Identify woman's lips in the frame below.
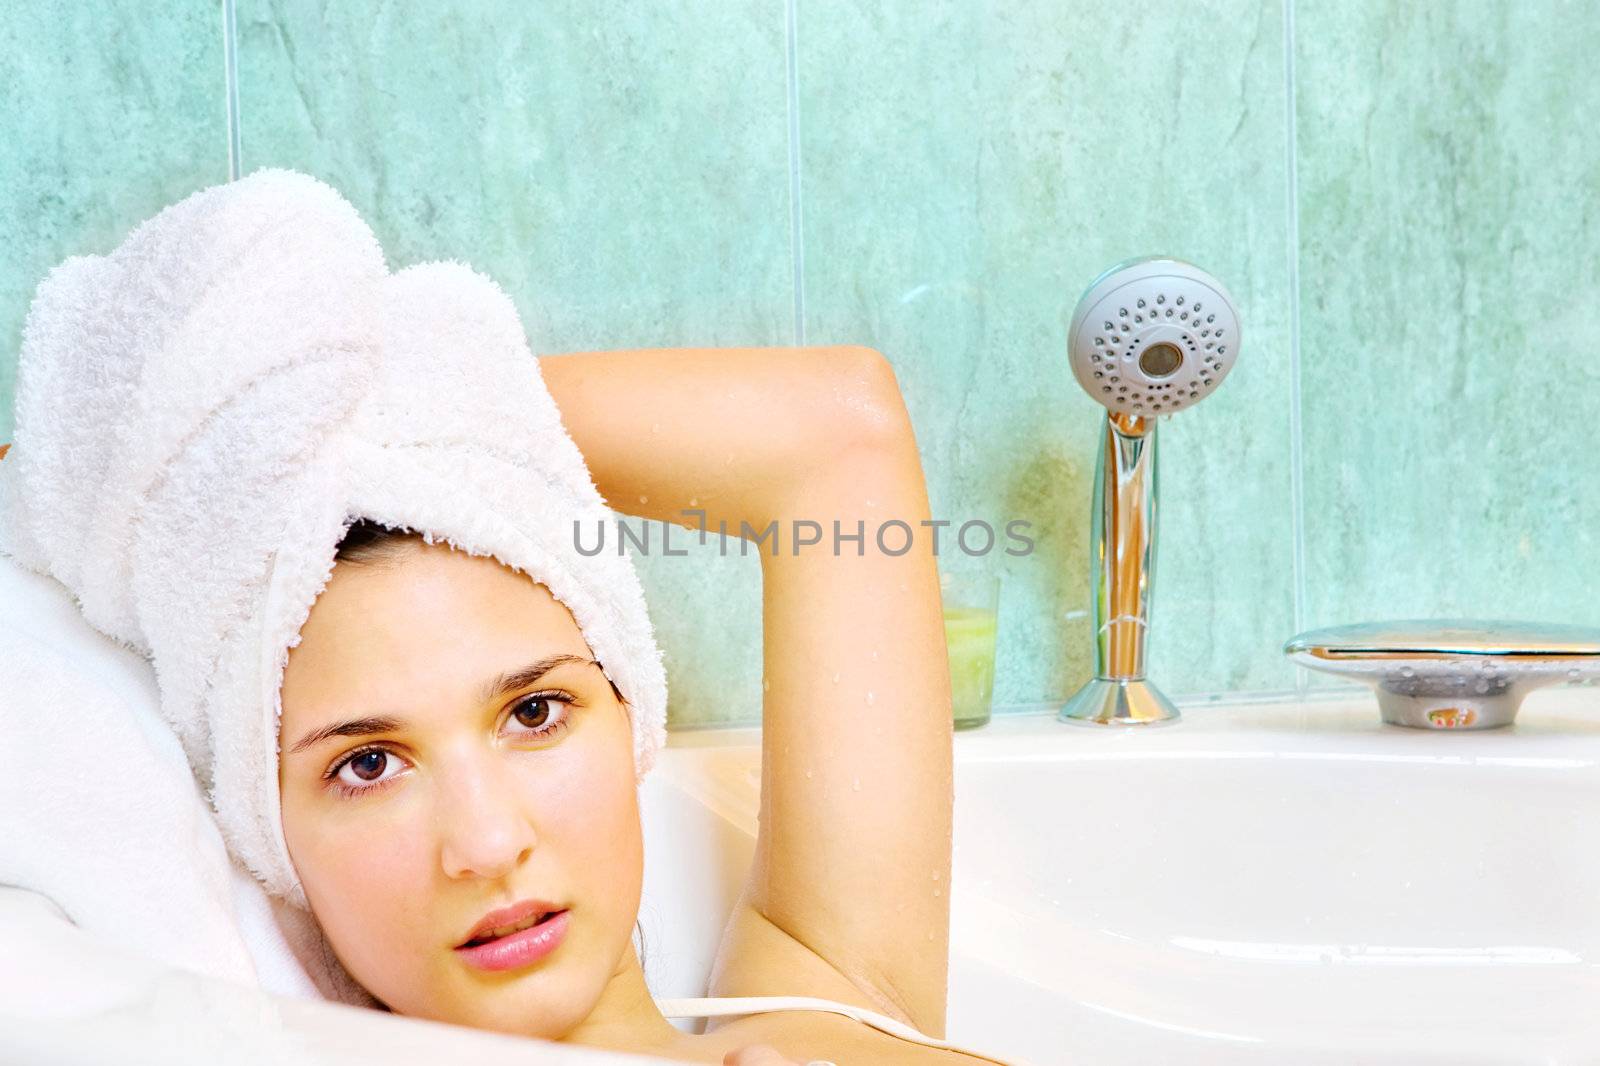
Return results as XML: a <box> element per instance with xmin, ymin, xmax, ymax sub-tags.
<box><xmin>454</xmin><ymin>909</ymin><xmax>570</xmax><ymax>972</ymax></box>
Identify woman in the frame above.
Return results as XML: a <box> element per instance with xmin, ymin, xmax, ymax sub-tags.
<box><xmin>279</xmin><ymin>342</ymin><xmax>994</xmax><ymax>1065</ymax></box>
<box><xmin>0</xmin><ymin>171</ymin><xmax>1022</xmax><ymax>1066</ymax></box>
<box><xmin>1</xmin><ymin>347</ymin><xmax>992</xmax><ymax>1066</ymax></box>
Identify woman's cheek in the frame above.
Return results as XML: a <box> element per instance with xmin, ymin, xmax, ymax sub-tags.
<box><xmin>538</xmin><ymin>741</ymin><xmax>643</xmax><ymax>887</ymax></box>
<box><xmin>300</xmin><ymin>798</ymin><xmax>441</xmax><ymax>1005</ymax></box>
<box><xmin>297</xmin><ymin>796</ymin><xmax>435</xmax><ymax>937</ymax></box>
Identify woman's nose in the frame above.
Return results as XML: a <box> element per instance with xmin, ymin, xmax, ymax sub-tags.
<box><xmin>435</xmin><ymin>756</ymin><xmax>538</xmax><ymax>881</ymax></box>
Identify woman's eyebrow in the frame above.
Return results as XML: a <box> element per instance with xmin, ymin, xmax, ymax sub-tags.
<box><xmin>288</xmin><ymin>714</ymin><xmax>403</xmax><ymax>755</ymax></box>
<box><xmin>287</xmin><ymin>654</ymin><xmax>600</xmax><ymax>756</ymax></box>
<box><xmin>476</xmin><ymin>653</ymin><xmax>599</xmax><ymax>704</ymax></box>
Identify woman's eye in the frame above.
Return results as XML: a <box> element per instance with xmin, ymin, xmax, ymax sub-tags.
<box><xmin>331</xmin><ymin>747</ymin><xmax>405</xmax><ymax>794</ymax></box>
<box><xmin>507</xmin><ymin>693</ymin><xmax>572</xmax><ymax>739</ymax></box>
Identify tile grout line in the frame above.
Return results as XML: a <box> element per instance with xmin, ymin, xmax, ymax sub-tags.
<box><xmin>1282</xmin><ymin>0</ymin><xmax>1309</xmax><ymax>698</ymax></box>
<box><xmin>783</xmin><ymin>0</ymin><xmax>806</xmax><ymax>346</ymax></box>
<box><xmin>221</xmin><ymin>0</ymin><xmax>242</xmax><ymax>181</ymax></box>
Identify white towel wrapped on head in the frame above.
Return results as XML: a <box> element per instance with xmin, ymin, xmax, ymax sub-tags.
<box><xmin>0</xmin><ymin>168</ymin><xmax>668</xmax><ymax>990</ymax></box>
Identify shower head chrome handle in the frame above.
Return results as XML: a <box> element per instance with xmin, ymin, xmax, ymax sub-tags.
<box><xmin>1059</xmin><ymin>257</ymin><xmax>1242</xmax><ymax>727</ymax></box>
<box><xmin>1059</xmin><ymin>410</ymin><xmax>1178</xmax><ymax>726</ymax></box>
<box><xmin>1092</xmin><ymin>411</ymin><xmax>1156</xmax><ymax>679</ymax></box>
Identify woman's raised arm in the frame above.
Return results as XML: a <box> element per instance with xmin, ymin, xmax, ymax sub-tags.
<box><xmin>539</xmin><ymin>346</ymin><xmax>954</xmax><ymax>1038</ymax></box>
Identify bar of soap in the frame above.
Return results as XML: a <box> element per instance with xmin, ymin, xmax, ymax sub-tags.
<box><xmin>943</xmin><ymin>606</ymin><xmax>998</xmax><ymax>725</ymax></box>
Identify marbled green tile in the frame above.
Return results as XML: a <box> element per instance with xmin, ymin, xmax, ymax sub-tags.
<box><xmin>798</xmin><ymin>1</ymin><xmax>1298</xmax><ymax>705</ymax></box>
<box><xmin>235</xmin><ymin>0</ymin><xmax>794</xmax><ymax>349</ymax></box>
<box><xmin>632</xmin><ymin>527</ymin><xmax>766</xmax><ymax>729</ymax></box>
<box><xmin>0</xmin><ymin>1</ymin><xmax>228</xmax><ymax>443</ymax></box>
<box><xmin>1296</xmin><ymin>2</ymin><xmax>1600</xmax><ymax>635</ymax></box>
<box><xmin>234</xmin><ymin>0</ymin><xmax>792</xmax><ymax>726</ymax></box>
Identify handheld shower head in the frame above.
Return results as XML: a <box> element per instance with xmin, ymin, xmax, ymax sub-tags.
<box><xmin>1067</xmin><ymin>256</ymin><xmax>1241</xmax><ymax>420</ymax></box>
<box><xmin>1060</xmin><ymin>256</ymin><xmax>1244</xmax><ymax>727</ymax></box>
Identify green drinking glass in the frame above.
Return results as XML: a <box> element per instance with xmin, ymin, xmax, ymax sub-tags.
<box><xmin>939</xmin><ymin>568</ymin><xmax>1000</xmax><ymax>730</ymax></box>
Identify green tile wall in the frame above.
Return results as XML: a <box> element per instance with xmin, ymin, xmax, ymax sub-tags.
<box><xmin>1295</xmin><ymin>1</ymin><xmax>1600</xmax><ymax>645</ymax></box>
<box><xmin>2</xmin><ymin>1</ymin><xmax>1592</xmax><ymax>725</ymax></box>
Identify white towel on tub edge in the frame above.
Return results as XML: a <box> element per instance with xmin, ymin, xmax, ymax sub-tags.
<box><xmin>0</xmin><ymin>551</ymin><xmax>376</xmax><ymax>1008</ymax></box>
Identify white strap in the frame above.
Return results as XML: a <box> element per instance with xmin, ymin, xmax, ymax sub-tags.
<box><xmin>653</xmin><ymin>995</ymin><xmax>1034</xmax><ymax>1065</ymax></box>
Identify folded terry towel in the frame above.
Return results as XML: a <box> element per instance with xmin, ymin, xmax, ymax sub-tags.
<box><xmin>0</xmin><ymin>552</ymin><xmax>374</xmax><ymax>1006</ymax></box>
<box><xmin>0</xmin><ymin>167</ymin><xmax>669</xmax><ymax>925</ymax></box>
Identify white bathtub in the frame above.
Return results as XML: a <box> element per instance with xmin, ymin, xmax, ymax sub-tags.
<box><xmin>645</xmin><ymin>687</ymin><xmax>1600</xmax><ymax>1065</ymax></box>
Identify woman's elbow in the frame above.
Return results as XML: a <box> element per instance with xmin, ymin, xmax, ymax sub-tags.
<box><xmin>821</xmin><ymin>344</ymin><xmax>917</xmax><ymax>458</ymax></box>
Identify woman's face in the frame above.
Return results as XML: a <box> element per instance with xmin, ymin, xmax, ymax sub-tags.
<box><xmin>277</xmin><ymin>537</ymin><xmax>643</xmax><ymax>1039</ymax></box>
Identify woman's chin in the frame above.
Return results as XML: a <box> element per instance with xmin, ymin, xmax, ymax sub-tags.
<box><xmin>409</xmin><ymin>953</ymin><xmax>598</xmax><ymax>1039</ymax></box>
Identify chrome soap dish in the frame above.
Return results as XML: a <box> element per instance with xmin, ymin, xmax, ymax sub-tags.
<box><xmin>1283</xmin><ymin>619</ymin><xmax>1600</xmax><ymax>729</ymax></box>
